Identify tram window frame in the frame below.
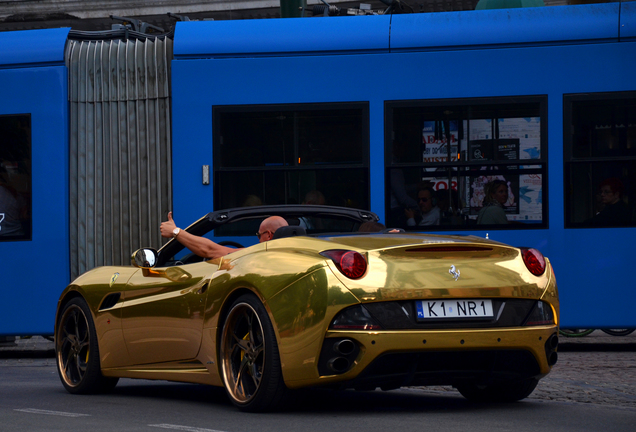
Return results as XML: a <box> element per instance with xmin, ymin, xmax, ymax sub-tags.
<box><xmin>0</xmin><ymin>113</ymin><xmax>32</xmax><ymax>242</ymax></box>
<box><xmin>564</xmin><ymin>91</ymin><xmax>636</xmax><ymax>229</ymax></box>
<box><xmin>385</xmin><ymin>96</ymin><xmax>548</xmax><ymax>231</ymax></box>
<box><xmin>212</xmin><ymin>102</ymin><xmax>370</xmax><ymax>225</ymax></box>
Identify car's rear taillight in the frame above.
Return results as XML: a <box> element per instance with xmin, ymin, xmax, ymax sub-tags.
<box><xmin>524</xmin><ymin>301</ymin><xmax>555</xmax><ymax>326</ymax></box>
<box><xmin>320</xmin><ymin>249</ymin><xmax>367</xmax><ymax>279</ymax></box>
<box><xmin>520</xmin><ymin>248</ymin><xmax>546</xmax><ymax>276</ymax></box>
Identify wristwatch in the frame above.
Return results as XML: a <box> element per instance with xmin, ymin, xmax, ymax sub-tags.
<box><xmin>172</xmin><ymin>227</ymin><xmax>181</xmax><ymax>238</ymax></box>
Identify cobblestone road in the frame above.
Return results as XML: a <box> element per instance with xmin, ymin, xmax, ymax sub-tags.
<box><xmin>413</xmin><ymin>350</ymin><xmax>636</xmax><ymax>409</ymax></box>
<box><xmin>530</xmin><ymin>351</ymin><xmax>636</xmax><ymax>408</ymax></box>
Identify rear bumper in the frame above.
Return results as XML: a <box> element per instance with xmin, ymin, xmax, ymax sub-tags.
<box><xmin>285</xmin><ymin>326</ymin><xmax>558</xmax><ymax>389</ymax></box>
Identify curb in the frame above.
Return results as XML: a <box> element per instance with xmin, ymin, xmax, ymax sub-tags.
<box><xmin>558</xmin><ymin>342</ymin><xmax>636</xmax><ymax>352</ymax></box>
<box><xmin>2</xmin><ymin>334</ymin><xmax>636</xmax><ymax>358</ymax></box>
<box><xmin>0</xmin><ymin>349</ymin><xmax>55</xmax><ymax>359</ymax></box>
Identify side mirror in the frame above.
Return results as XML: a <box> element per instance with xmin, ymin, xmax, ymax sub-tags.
<box><xmin>131</xmin><ymin>248</ymin><xmax>159</xmax><ymax>268</ymax></box>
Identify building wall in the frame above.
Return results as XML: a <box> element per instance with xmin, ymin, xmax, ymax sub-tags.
<box><xmin>0</xmin><ymin>1</ymin><xmax>484</xmax><ymax>31</ymax></box>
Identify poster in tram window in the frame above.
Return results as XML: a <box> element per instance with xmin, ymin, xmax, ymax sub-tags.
<box><xmin>468</xmin><ymin>173</ymin><xmax>543</xmax><ymax>222</ymax></box>
<box><xmin>467</xmin><ymin>117</ymin><xmax>541</xmax><ymax>160</ymax></box>
<box><xmin>468</xmin><ymin>138</ymin><xmax>519</xmax><ymax>161</ymax></box>
<box><xmin>422</xmin><ymin>121</ymin><xmax>459</xmax><ymax>163</ymax></box>
<box><xmin>517</xmin><ymin>174</ymin><xmax>543</xmax><ymax>221</ymax></box>
<box><xmin>422</xmin><ymin>121</ymin><xmax>460</xmax><ymax>190</ymax></box>
<box><xmin>468</xmin><ymin>139</ymin><xmax>493</xmax><ymax>161</ymax></box>
<box><xmin>498</xmin><ymin>117</ymin><xmax>541</xmax><ymax>159</ymax></box>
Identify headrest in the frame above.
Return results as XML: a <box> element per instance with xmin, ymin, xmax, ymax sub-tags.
<box><xmin>272</xmin><ymin>225</ymin><xmax>307</xmax><ymax>239</ymax></box>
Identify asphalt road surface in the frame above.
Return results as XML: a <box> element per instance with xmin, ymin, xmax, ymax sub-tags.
<box><xmin>1</xmin><ymin>341</ymin><xmax>635</xmax><ymax>432</ymax></box>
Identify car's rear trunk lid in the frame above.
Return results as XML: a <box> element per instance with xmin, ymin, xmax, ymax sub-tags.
<box><xmin>327</xmin><ymin>237</ymin><xmax>548</xmax><ymax>301</ymax></box>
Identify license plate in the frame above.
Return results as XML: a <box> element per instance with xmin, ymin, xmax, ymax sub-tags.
<box><xmin>416</xmin><ymin>299</ymin><xmax>494</xmax><ymax>320</ymax></box>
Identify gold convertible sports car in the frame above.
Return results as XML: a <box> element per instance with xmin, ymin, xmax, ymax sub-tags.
<box><xmin>55</xmin><ymin>205</ymin><xmax>559</xmax><ymax>412</ymax></box>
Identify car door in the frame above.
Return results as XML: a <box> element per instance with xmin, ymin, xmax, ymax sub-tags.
<box><xmin>121</xmin><ymin>262</ymin><xmax>214</xmax><ymax>365</ymax></box>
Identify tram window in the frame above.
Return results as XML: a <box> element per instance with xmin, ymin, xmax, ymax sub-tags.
<box><xmin>0</xmin><ymin>114</ymin><xmax>31</xmax><ymax>241</ymax></box>
<box><xmin>213</xmin><ymin>103</ymin><xmax>369</xmax><ymax>220</ymax></box>
<box><xmin>386</xmin><ymin>97</ymin><xmax>547</xmax><ymax>230</ymax></box>
<box><xmin>565</xmin><ymin>92</ymin><xmax>636</xmax><ymax>228</ymax></box>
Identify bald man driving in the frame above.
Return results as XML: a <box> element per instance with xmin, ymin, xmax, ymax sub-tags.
<box><xmin>161</xmin><ymin>212</ymin><xmax>288</xmax><ymax>260</ymax></box>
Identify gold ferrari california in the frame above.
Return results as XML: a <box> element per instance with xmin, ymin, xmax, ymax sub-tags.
<box><xmin>55</xmin><ymin>205</ymin><xmax>559</xmax><ymax>412</ymax></box>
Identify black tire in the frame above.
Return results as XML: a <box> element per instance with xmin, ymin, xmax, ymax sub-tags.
<box><xmin>456</xmin><ymin>378</ymin><xmax>539</xmax><ymax>402</ymax></box>
<box><xmin>559</xmin><ymin>328</ymin><xmax>595</xmax><ymax>337</ymax></box>
<box><xmin>220</xmin><ymin>293</ymin><xmax>287</xmax><ymax>412</ymax></box>
<box><xmin>601</xmin><ymin>328</ymin><xmax>635</xmax><ymax>336</ymax></box>
<box><xmin>55</xmin><ymin>297</ymin><xmax>119</xmax><ymax>394</ymax></box>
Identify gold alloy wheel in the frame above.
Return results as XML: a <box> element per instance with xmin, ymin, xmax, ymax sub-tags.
<box><xmin>221</xmin><ymin>301</ymin><xmax>266</xmax><ymax>405</ymax></box>
<box><xmin>56</xmin><ymin>304</ymin><xmax>91</xmax><ymax>388</ymax></box>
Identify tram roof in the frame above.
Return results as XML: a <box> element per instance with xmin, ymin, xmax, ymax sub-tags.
<box><xmin>0</xmin><ymin>27</ymin><xmax>70</xmax><ymax>68</ymax></box>
<box><xmin>173</xmin><ymin>3</ymin><xmax>632</xmax><ymax>59</ymax></box>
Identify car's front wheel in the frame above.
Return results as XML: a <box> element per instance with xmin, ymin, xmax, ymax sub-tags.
<box><xmin>456</xmin><ymin>378</ymin><xmax>539</xmax><ymax>402</ymax></box>
<box><xmin>55</xmin><ymin>297</ymin><xmax>118</xmax><ymax>394</ymax></box>
<box><xmin>220</xmin><ymin>293</ymin><xmax>287</xmax><ymax>412</ymax></box>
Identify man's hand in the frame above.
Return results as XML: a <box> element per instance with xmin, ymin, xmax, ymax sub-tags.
<box><xmin>159</xmin><ymin>212</ymin><xmax>241</xmax><ymax>259</ymax></box>
<box><xmin>160</xmin><ymin>211</ymin><xmax>177</xmax><ymax>238</ymax></box>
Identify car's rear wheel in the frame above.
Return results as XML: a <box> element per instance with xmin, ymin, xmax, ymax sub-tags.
<box><xmin>456</xmin><ymin>378</ymin><xmax>539</xmax><ymax>402</ymax></box>
<box><xmin>220</xmin><ymin>293</ymin><xmax>287</xmax><ymax>412</ymax></box>
<box><xmin>56</xmin><ymin>297</ymin><xmax>119</xmax><ymax>394</ymax></box>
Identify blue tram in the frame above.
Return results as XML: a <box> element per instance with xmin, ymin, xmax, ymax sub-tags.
<box><xmin>0</xmin><ymin>3</ymin><xmax>634</xmax><ymax>334</ymax></box>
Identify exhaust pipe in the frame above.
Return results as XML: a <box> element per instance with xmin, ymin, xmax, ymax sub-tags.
<box><xmin>545</xmin><ymin>333</ymin><xmax>559</xmax><ymax>366</ymax></box>
<box><xmin>318</xmin><ymin>337</ymin><xmax>360</xmax><ymax>376</ymax></box>
<box><xmin>327</xmin><ymin>357</ymin><xmax>350</xmax><ymax>373</ymax></box>
<box><xmin>333</xmin><ymin>339</ymin><xmax>355</xmax><ymax>355</ymax></box>
<box><xmin>549</xmin><ymin>334</ymin><xmax>559</xmax><ymax>350</ymax></box>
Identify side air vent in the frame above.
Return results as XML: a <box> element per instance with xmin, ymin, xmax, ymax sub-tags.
<box><xmin>99</xmin><ymin>293</ymin><xmax>121</xmax><ymax>311</ymax></box>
